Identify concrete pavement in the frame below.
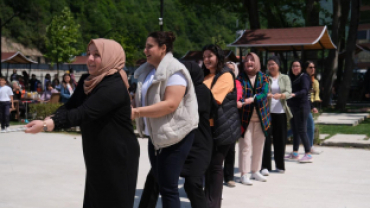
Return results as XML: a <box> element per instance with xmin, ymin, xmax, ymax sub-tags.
<box><xmin>1</xmin><ymin>132</ymin><xmax>370</xmax><ymax>208</ymax></box>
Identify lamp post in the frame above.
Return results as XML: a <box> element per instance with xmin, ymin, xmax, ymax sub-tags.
<box><xmin>160</xmin><ymin>0</ymin><xmax>164</xmax><ymax>31</ymax></box>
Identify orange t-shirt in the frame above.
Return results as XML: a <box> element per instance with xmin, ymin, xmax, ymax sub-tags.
<box><xmin>204</xmin><ymin>73</ymin><xmax>234</xmax><ymax>126</ymax></box>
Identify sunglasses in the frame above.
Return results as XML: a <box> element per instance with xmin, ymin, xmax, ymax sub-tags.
<box><xmin>309</xmin><ymin>66</ymin><xmax>315</xmax><ymax>69</ymax></box>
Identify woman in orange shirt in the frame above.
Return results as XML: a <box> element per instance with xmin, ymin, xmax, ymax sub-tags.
<box><xmin>202</xmin><ymin>44</ymin><xmax>240</xmax><ymax>208</ymax></box>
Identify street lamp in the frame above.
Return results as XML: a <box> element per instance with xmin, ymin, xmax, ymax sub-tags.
<box><xmin>159</xmin><ymin>18</ymin><xmax>163</xmax><ymax>28</ymax></box>
<box><xmin>160</xmin><ymin>0</ymin><xmax>164</xmax><ymax>31</ymax></box>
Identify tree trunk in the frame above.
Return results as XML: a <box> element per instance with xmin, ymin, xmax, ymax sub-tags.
<box><xmin>244</xmin><ymin>0</ymin><xmax>260</xmax><ymax>29</ymax></box>
<box><xmin>303</xmin><ymin>0</ymin><xmax>320</xmax><ymax>63</ymax></box>
<box><xmin>336</xmin><ymin>0</ymin><xmax>361</xmax><ymax>110</ymax></box>
<box><xmin>321</xmin><ymin>0</ymin><xmax>341</xmax><ymax>107</ymax></box>
<box><xmin>322</xmin><ymin>0</ymin><xmax>350</xmax><ymax>107</ymax></box>
<box><xmin>335</xmin><ymin>0</ymin><xmax>351</xmax><ymax>87</ymax></box>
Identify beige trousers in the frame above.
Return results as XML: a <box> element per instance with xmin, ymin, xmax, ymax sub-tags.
<box><xmin>239</xmin><ymin>121</ymin><xmax>266</xmax><ymax>176</ymax></box>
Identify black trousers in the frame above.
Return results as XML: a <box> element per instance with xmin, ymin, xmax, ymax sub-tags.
<box><xmin>138</xmin><ymin>170</ymin><xmax>207</xmax><ymax>208</ymax></box>
<box><xmin>223</xmin><ymin>142</ymin><xmax>236</xmax><ymax>182</ymax></box>
<box><xmin>262</xmin><ymin>113</ymin><xmax>287</xmax><ymax>171</ymax></box>
<box><xmin>205</xmin><ymin>143</ymin><xmax>234</xmax><ymax>208</ymax></box>
<box><xmin>0</xmin><ymin>101</ymin><xmax>11</xmax><ymax>129</ymax></box>
<box><xmin>290</xmin><ymin>106</ymin><xmax>311</xmax><ymax>153</ymax></box>
<box><xmin>147</xmin><ymin>131</ymin><xmax>194</xmax><ymax>208</ymax></box>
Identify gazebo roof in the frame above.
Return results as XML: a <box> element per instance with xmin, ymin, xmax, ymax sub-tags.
<box><xmin>181</xmin><ymin>50</ymin><xmax>239</xmax><ymax>62</ymax></box>
<box><xmin>70</xmin><ymin>56</ymin><xmax>88</xmax><ymax>65</ymax></box>
<box><xmin>1</xmin><ymin>51</ymin><xmax>38</xmax><ymax>64</ymax></box>
<box><xmin>228</xmin><ymin>26</ymin><xmax>337</xmax><ymax>51</ymax></box>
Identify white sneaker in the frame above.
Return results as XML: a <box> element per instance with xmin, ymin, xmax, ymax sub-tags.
<box><xmin>241</xmin><ymin>174</ymin><xmax>253</xmax><ymax>185</ymax></box>
<box><xmin>261</xmin><ymin>169</ymin><xmax>269</xmax><ymax>176</ymax></box>
<box><xmin>275</xmin><ymin>168</ymin><xmax>285</xmax><ymax>173</ymax></box>
<box><xmin>0</xmin><ymin>129</ymin><xmax>6</xmax><ymax>133</ymax></box>
<box><xmin>311</xmin><ymin>146</ymin><xmax>322</xmax><ymax>155</ymax></box>
<box><xmin>251</xmin><ymin>172</ymin><xmax>267</xmax><ymax>182</ymax></box>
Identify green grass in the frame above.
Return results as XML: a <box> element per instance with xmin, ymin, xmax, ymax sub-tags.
<box><xmin>9</xmin><ymin>121</ymin><xmax>24</xmax><ymax>126</ymax></box>
<box><xmin>317</xmin><ymin>118</ymin><xmax>370</xmax><ymax>138</ymax></box>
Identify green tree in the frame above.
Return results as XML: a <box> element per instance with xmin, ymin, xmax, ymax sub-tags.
<box><xmin>45</xmin><ymin>7</ymin><xmax>81</xmax><ymax>74</ymax></box>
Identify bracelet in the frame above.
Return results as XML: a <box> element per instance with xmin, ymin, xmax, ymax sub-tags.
<box><xmin>43</xmin><ymin>121</ymin><xmax>48</xmax><ymax>132</ymax></box>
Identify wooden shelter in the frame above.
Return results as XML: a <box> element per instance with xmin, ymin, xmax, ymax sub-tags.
<box><xmin>227</xmin><ymin>25</ymin><xmax>337</xmax><ymax>73</ymax></box>
<box><xmin>228</xmin><ymin>26</ymin><xmax>337</xmax><ymax>51</ymax></box>
<box><xmin>1</xmin><ymin>51</ymin><xmax>37</xmax><ymax>78</ymax></box>
<box><xmin>181</xmin><ymin>50</ymin><xmax>239</xmax><ymax>63</ymax></box>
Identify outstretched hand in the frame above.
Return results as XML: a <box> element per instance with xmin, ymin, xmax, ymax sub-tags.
<box><xmin>25</xmin><ymin>119</ymin><xmax>55</xmax><ymax>134</ymax></box>
<box><xmin>25</xmin><ymin>120</ymin><xmax>44</xmax><ymax>134</ymax></box>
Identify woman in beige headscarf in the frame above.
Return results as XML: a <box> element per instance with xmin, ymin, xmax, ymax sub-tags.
<box><xmin>237</xmin><ymin>52</ymin><xmax>271</xmax><ymax>185</ymax></box>
<box><xmin>25</xmin><ymin>38</ymin><xmax>140</xmax><ymax>208</ymax></box>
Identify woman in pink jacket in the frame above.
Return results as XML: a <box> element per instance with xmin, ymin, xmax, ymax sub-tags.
<box><xmin>223</xmin><ymin>61</ymin><xmax>243</xmax><ymax>188</ymax></box>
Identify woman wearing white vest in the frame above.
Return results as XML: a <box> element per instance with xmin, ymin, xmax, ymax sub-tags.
<box><xmin>132</xmin><ymin>31</ymin><xmax>198</xmax><ymax>208</ymax></box>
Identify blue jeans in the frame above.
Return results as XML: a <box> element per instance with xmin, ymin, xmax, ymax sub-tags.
<box><xmin>307</xmin><ymin>112</ymin><xmax>315</xmax><ymax>147</ymax></box>
<box><xmin>0</xmin><ymin>101</ymin><xmax>11</xmax><ymax>129</ymax></box>
<box><xmin>148</xmin><ymin>131</ymin><xmax>195</xmax><ymax>208</ymax></box>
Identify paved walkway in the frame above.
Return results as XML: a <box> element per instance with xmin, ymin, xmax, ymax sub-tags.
<box><xmin>316</xmin><ymin>113</ymin><xmax>369</xmax><ymax>126</ymax></box>
<box><xmin>1</xmin><ymin>132</ymin><xmax>370</xmax><ymax>208</ymax></box>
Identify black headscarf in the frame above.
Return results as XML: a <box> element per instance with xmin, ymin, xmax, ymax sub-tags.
<box><xmin>182</xmin><ymin>61</ymin><xmax>204</xmax><ymax>87</ymax></box>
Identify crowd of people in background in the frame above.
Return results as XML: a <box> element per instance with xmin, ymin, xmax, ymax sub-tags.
<box><xmin>3</xmin><ymin>69</ymin><xmax>77</xmax><ymax>103</ymax></box>
<box><xmin>0</xmin><ymin>69</ymin><xmax>78</xmax><ymax>132</ymax></box>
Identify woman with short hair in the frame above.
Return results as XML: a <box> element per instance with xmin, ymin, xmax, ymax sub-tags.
<box><xmin>261</xmin><ymin>56</ymin><xmax>293</xmax><ymax>176</ymax></box>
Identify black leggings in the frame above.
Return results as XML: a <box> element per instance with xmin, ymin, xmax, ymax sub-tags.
<box><xmin>223</xmin><ymin>142</ymin><xmax>236</xmax><ymax>182</ymax></box>
<box><xmin>138</xmin><ymin>170</ymin><xmax>207</xmax><ymax>208</ymax></box>
<box><xmin>262</xmin><ymin>113</ymin><xmax>287</xmax><ymax>171</ymax></box>
<box><xmin>205</xmin><ymin>144</ymin><xmax>234</xmax><ymax>208</ymax></box>
<box><xmin>290</xmin><ymin>106</ymin><xmax>311</xmax><ymax>153</ymax></box>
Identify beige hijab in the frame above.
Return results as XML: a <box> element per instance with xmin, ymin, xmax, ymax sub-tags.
<box><xmin>243</xmin><ymin>52</ymin><xmax>261</xmax><ymax>76</ymax></box>
<box><xmin>84</xmin><ymin>38</ymin><xmax>129</xmax><ymax>94</ymax></box>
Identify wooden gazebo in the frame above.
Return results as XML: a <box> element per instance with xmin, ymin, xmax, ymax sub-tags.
<box><xmin>227</xmin><ymin>26</ymin><xmax>337</xmax><ymax>71</ymax></box>
<box><xmin>181</xmin><ymin>50</ymin><xmax>239</xmax><ymax>63</ymax></box>
<box><xmin>1</xmin><ymin>51</ymin><xmax>38</xmax><ymax>78</ymax></box>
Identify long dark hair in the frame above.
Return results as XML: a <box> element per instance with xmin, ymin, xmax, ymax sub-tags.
<box><xmin>62</xmin><ymin>73</ymin><xmax>74</xmax><ymax>88</ymax></box>
<box><xmin>303</xmin><ymin>60</ymin><xmax>315</xmax><ymax>83</ymax></box>
<box><xmin>202</xmin><ymin>44</ymin><xmax>225</xmax><ymax>76</ymax></box>
<box><xmin>288</xmin><ymin>60</ymin><xmax>303</xmax><ymax>79</ymax></box>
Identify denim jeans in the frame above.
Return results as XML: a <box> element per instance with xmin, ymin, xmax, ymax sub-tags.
<box><xmin>0</xmin><ymin>101</ymin><xmax>11</xmax><ymax>129</ymax></box>
<box><xmin>307</xmin><ymin>112</ymin><xmax>315</xmax><ymax>147</ymax></box>
<box><xmin>290</xmin><ymin>106</ymin><xmax>311</xmax><ymax>153</ymax></box>
<box><xmin>148</xmin><ymin>131</ymin><xmax>195</xmax><ymax>208</ymax></box>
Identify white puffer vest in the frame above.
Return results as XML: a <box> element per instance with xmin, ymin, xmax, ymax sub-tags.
<box><xmin>134</xmin><ymin>52</ymin><xmax>199</xmax><ymax>150</ymax></box>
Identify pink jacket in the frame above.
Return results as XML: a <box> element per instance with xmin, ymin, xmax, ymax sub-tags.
<box><xmin>236</xmin><ymin>80</ymin><xmax>243</xmax><ymax>101</ymax></box>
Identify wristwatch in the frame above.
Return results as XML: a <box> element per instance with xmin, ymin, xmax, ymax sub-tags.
<box><xmin>43</xmin><ymin>121</ymin><xmax>48</xmax><ymax>132</ymax></box>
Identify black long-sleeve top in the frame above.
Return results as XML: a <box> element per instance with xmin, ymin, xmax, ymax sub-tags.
<box><xmin>288</xmin><ymin>72</ymin><xmax>311</xmax><ymax>109</ymax></box>
<box><xmin>51</xmin><ymin>73</ymin><xmax>140</xmax><ymax>207</ymax></box>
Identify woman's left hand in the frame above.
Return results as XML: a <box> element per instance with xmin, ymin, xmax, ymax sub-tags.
<box><xmin>131</xmin><ymin>107</ymin><xmax>138</xmax><ymax>120</ymax></box>
<box><xmin>244</xmin><ymin>97</ymin><xmax>254</xmax><ymax>105</ymax></box>
<box><xmin>312</xmin><ymin>108</ymin><xmax>319</xmax><ymax>114</ymax></box>
<box><xmin>273</xmin><ymin>93</ymin><xmax>282</xmax><ymax>100</ymax></box>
